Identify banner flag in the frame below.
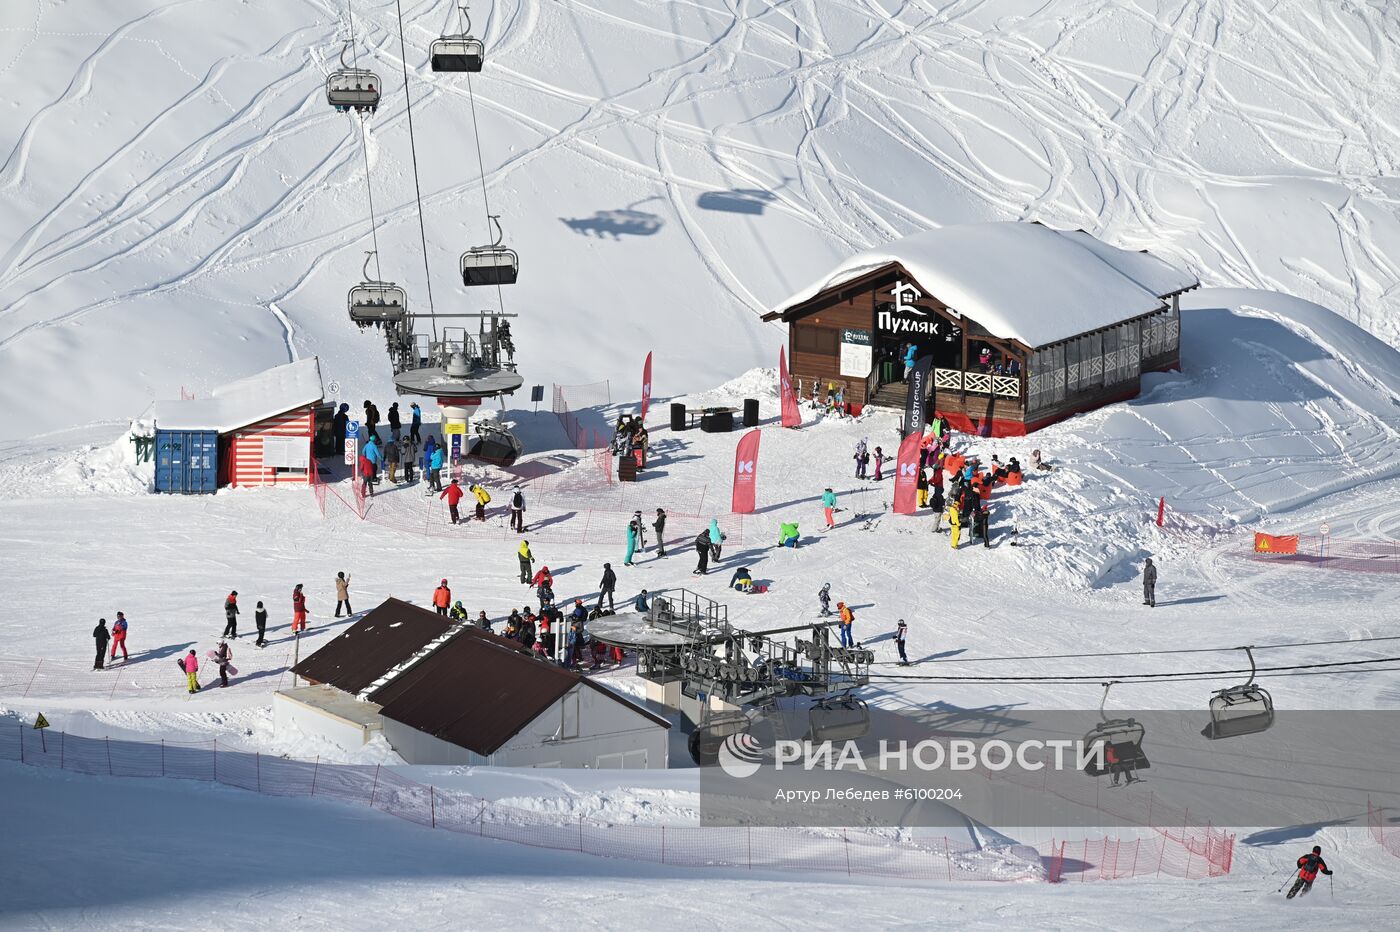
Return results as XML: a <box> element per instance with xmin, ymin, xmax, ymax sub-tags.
<box><xmin>731</xmin><ymin>429</ymin><xmax>761</xmax><ymax>514</ymax></box>
<box><xmin>779</xmin><ymin>347</ymin><xmax>801</xmax><ymax>428</ymax></box>
<box><xmin>641</xmin><ymin>351</ymin><xmax>653</xmax><ymax>422</ymax></box>
<box><xmin>902</xmin><ymin>355</ymin><xmax>933</xmax><ymax>437</ymax></box>
<box><xmin>892</xmin><ymin>430</ymin><xmax>923</xmax><ymax>514</ymax></box>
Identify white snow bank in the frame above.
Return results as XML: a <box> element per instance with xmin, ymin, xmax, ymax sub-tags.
<box><xmin>771</xmin><ymin>223</ymin><xmax>1196</xmax><ymax>347</ymax></box>
<box><xmin>148</xmin><ymin>357</ymin><xmax>324</xmax><ymax>433</ymax></box>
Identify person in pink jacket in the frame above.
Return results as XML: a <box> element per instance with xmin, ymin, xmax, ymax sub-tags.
<box><xmin>181</xmin><ymin>649</ymin><xmax>200</xmax><ymax>694</ymax></box>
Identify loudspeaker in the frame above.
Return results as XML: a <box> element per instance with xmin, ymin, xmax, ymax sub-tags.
<box><xmin>701</xmin><ymin>410</ymin><xmax>733</xmax><ymax>433</ymax></box>
<box><xmin>670</xmin><ymin>402</ymin><xmax>686</xmax><ymax>431</ymax></box>
<box><xmin>742</xmin><ymin>398</ymin><xmax>759</xmax><ymax>427</ymax></box>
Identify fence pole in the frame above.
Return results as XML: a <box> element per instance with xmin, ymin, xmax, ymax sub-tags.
<box><xmin>578</xmin><ymin>815</ymin><xmax>584</xmax><ymax>852</ymax></box>
<box><xmin>660</xmin><ymin>826</ymin><xmax>666</xmax><ymax>864</ymax></box>
<box><xmin>843</xmin><ymin>830</ymin><xmax>851</xmax><ymax>876</ymax></box>
<box><xmin>1129</xmin><ymin>838</ymin><xmax>1140</xmax><ymax>876</ymax></box>
<box><xmin>747</xmin><ymin>827</ymin><xmax>751</xmax><ymax>870</ymax></box>
<box><xmin>214</xmin><ymin>738</ymin><xmax>218</xmax><ymax>784</ymax></box>
<box><xmin>311</xmin><ymin>756</ymin><xmax>320</xmax><ymax>796</ymax></box>
<box><xmin>106</xmin><ymin>737</ymin><xmax>113</xmax><ymax>776</ymax></box>
<box><xmin>369</xmin><ymin>763</ymin><xmax>380</xmax><ymax>807</ymax></box>
<box><xmin>945</xmin><ymin>836</ymin><xmax>953</xmax><ymax>881</ymax></box>
<box><xmin>256</xmin><ymin>752</ymin><xmax>261</xmax><ymax>793</ymax></box>
<box><xmin>21</xmin><ymin>659</ymin><xmax>42</xmax><ymax>699</ymax></box>
<box><xmin>18</xmin><ymin>723</ymin><xmax>22</xmax><ymax>764</ymax></box>
<box><xmin>60</xmin><ymin>730</ymin><xmax>65</xmax><ymax>770</ymax></box>
<box><xmin>430</xmin><ymin>785</ymin><xmax>436</xmax><ymax>828</ymax></box>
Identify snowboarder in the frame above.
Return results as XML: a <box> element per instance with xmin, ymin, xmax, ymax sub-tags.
<box><xmin>440</xmin><ymin>479</ymin><xmax>465</xmax><ymax>524</ymax></box>
<box><xmin>223</xmin><ymin>590</ymin><xmax>239</xmax><ymax>639</ymax></box>
<box><xmin>384</xmin><ymin>434</ymin><xmax>400</xmax><ymax>483</ymax></box>
<box><xmin>332</xmin><ymin>402</ymin><xmax>349</xmax><ymax>453</ymax></box>
<box><xmin>180</xmin><ymin>649</ymin><xmax>200</xmax><ymax>693</ymax></box>
<box><xmin>509</xmin><ymin>487</ymin><xmax>526</xmax><ymax>533</ymax></box>
<box><xmin>653</xmin><ymin>508</ymin><xmax>667</xmax><ymax>557</ymax></box>
<box><xmin>629</xmin><ymin>512</ymin><xmax>647</xmax><ymax>558</ymax></box>
<box><xmin>214</xmin><ymin>640</ymin><xmax>234</xmax><ymax>688</ymax></box>
<box><xmin>818</xmin><ymin>583</ymin><xmax>832</xmax><ymax>616</ymax></box>
<box><xmin>92</xmin><ymin>618</ymin><xmax>110</xmax><ymax>670</ymax></box>
<box><xmin>109</xmin><ymin>611</ymin><xmax>129</xmax><ymax>662</ymax></box>
<box><xmin>470</xmin><ymin>482</ymin><xmax>491</xmax><ymax>521</ymax></box>
<box><xmin>1287</xmin><ymin>846</ymin><xmax>1332</xmax><ymax>899</ymax></box>
<box><xmin>729</xmin><ymin>566</ymin><xmax>754</xmax><ymax>593</ymax></box>
<box><xmin>291</xmin><ymin>583</ymin><xmax>309</xmax><ymax>633</ymax></box>
<box><xmin>777</xmin><ymin>521</ymin><xmax>800</xmax><ymax>548</ymax></box>
<box><xmin>708</xmin><ymin>518</ymin><xmax>725</xmax><ymax>563</ymax></box>
<box><xmin>387</xmin><ymin>402</ymin><xmax>401</xmax><ymax>442</ymax></box>
<box><xmin>433</xmin><ymin>579</ymin><xmax>451</xmax><ymax>616</ymax></box>
<box><xmin>873</xmin><ymin>445</ymin><xmax>884</xmax><ymax>481</ymax></box>
<box><xmin>947</xmin><ymin>502</ymin><xmax>961</xmax><ymax>549</ymax></box>
<box><xmin>693</xmin><ymin>530</ymin><xmax>710</xmax><ymax>575</ymax></box>
<box><xmin>409</xmin><ymin>402</ymin><xmax>422</xmax><ymax>443</ymax></box>
<box><xmin>1142</xmin><ymin>557</ymin><xmax>1157</xmax><ymax>607</ymax></box>
<box><xmin>837</xmin><ymin>602</ymin><xmax>855</xmax><ymax>648</ymax></box>
<box><xmin>254</xmin><ymin>601</ymin><xmax>268</xmax><ymax>647</ymax></box>
<box><xmin>822</xmin><ymin>487</ymin><xmax>837</xmax><ymax>529</ymax></box>
<box><xmin>518</xmin><ymin>540</ymin><xmax>534</xmax><ymax>584</ymax></box>
<box><xmin>334</xmin><ymin>572</ymin><xmax>352</xmax><ymax>617</ymax></box>
<box><xmin>597</xmin><ymin>563</ymin><xmax>617</xmax><ymax>613</ymax></box>
<box><xmin>854</xmin><ymin>439</ymin><xmax>869</xmax><ymax>479</ymax></box>
<box><xmin>895</xmin><ymin>619</ymin><xmax>909</xmax><ymax>665</ymax></box>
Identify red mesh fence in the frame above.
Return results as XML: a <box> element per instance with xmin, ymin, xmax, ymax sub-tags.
<box><xmin>1369</xmin><ymin>797</ymin><xmax>1400</xmax><ymax>859</ymax></box>
<box><xmin>1</xmin><ymin>723</ymin><xmax>1229</xmax><ymax>884</ymax></box>
<box><xmin>1247</xmin><ymin>534</ymin><xmax>1400</xmax><ymax>574</ymax></box>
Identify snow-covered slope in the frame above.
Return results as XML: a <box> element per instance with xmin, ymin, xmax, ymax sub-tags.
<box><xmin>5</xmin><ymin>0</ymin><xmax>1400</xmax><ymax>440</ymax></box>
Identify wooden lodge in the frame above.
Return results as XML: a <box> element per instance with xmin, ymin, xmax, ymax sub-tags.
<box><xmin>763</xmin><ymin>222</ymin><xmax>1198</xmax><ymax>436</ymax></box>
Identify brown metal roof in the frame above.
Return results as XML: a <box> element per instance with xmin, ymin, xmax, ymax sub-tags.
<box><xmin>369</xmin><ymin>633</ymin><xmax>669</xmax><ymax>755</ymax></box>
<box><xmin>291</xmin><ymin>597</ymin><xmax>452</xmax><ymax>694</ymax></box>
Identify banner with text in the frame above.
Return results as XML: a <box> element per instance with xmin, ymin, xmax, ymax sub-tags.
<box><xmin>731</xmin><ymin>428</ymin><xmax>762</xmax><ymax>514</ymax></box>
<box><xmin>902</xmin><ymin>354</ymin><xmax>933</xmax><ymax>437</ymax></box>
<box><xmin>891</xmin><ymin>430</ymin><xmax>922</xmax><ymax>514</ymax></box>
<box><xmin>641</xmin><ymin>351</ymin><xmax>653</xmax><ymax>422</ymax></box>
<box><xmin>779</xmin><ymin>347</ymin><xmax>801</xmax><ymax>428</ymax></box>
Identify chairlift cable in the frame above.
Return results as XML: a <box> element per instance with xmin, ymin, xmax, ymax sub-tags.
<box><xmin>861</xmin><ymin>654</ymin><xmax>1400</xmax><ymax>684</ymax></box>
<box><xmin>908</xmin><ymin>633</ymin><xmax>1400</xmax><ymax>665</ymax></box>
<box><xmin>346</xmin><ymin>0</ymin><xmax>383</xmax><ymax>282</ymax></box>
<box><xmin>463</xmin><ymin>61</ymin><xmax>510</xmax><ymax>324</ymax></box>
<box><xmin>392</xmin><ymin>0</ymin><xmax>440</xmax><ymax>341</ymax></box>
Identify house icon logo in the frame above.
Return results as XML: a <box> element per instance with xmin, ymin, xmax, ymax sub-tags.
<box><xmin>890</xmin><ymin>281</ymin><xmax>924</xmax><ymax>315</ymax></box>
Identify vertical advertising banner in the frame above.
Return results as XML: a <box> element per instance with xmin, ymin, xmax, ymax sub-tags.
<box><xmin>779</xmin><ymin>347</ymin><xmax>801</xmax><ymax>428</ymax></box>
<box><xmin>731</xmin><ymin>428</ymin><xmax>761</xmax><ymax>514</ymax></box>
<box><xmin>641</xmin><ymin>351</ymin><xmax>654</xmax><ymax>422</ymax></box>
<box><xmin>891</xmin><ymin>430</ymin><xmax>922</xmax><ymax>514</ymax></box>
<box><xmin>902</xmin><ymin>354</ymin><xmax>933</xmax><ymax>438</ymax></box>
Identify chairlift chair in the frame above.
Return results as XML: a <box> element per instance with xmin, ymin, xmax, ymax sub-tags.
<box><xmin>1082</xmin><ymin>682</ymin><xmax>1151</xmax><ymax>778</ymax></box>
<box><xmin>806</xmin><ymin>692</ymin><xmax>870</xmax><ymax>743</ymax></box>
<box><xmin>466</xmin><ymin>420</ymin><xmax>522</xmax><ymax>466</ymax></box>
<box><xmin>1205</xmin><ymin>647</ymin><xmax>1275</xmax><ymax>739</ymax></box>
<box><xmin>430</xmin><ymin>7</ymin><xmax>485</xmax><ymax>72</ymax></box>
<box><xmin>347</xmin><ymin>253</ymin><xmax>408</xmax><ymax>328</ymax></box>
<box><xmin>688</xmin><ymin>709</ymin><xmax>752</xmax><ymax>766</ymax></box>
<box><xmin>461</xmin><ymin>215</ymin><xmax>519</xmax><ymax>286</ymax></box>
<box><xmin>327</xmin><ymin>42</ymin><xmax>381</xmax><ymax>112</ymax></box>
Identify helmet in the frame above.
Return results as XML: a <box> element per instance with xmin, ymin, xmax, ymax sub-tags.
<box><xmin>1312</xmin><ymin>845</ymin><xmax>1322</xmax><ymax>854</ymax></box>
<box><xmin>441</xmin><ymin>578</ymin><xmax>448</xmax><ymax>584</ymax></box>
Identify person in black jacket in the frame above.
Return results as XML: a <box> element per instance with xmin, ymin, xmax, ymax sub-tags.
<box><xmin>387</xmin><ymin>402</ymin><xmax>402</xmax><ymax>441</ymax></box>
<box><xmin>363</xmin><ymin>400</ymin><xmax>380</xmax><ymax>442</ymax></box>
<box><xmin>597</xmin><ymin>563</ymin><xmax>617</xmax><ymax>612</ymax></box>
<box><xmin>223</xmin><ymin>591</ymin><xmax>239</xmax><ymax>639</ymax></box>
<box><xmin>1143</xmin><ymin>557</ymin><xmax>1158</xmax><ymax>607</ymax></box>
<box><xmin>93</xmin><ymin>618</ymin><xmax>110</xmax><ymax>670</ymax></box>
<box><xmin>1287</xmin><ymin>846</ymin><xmax>1332</xmax><ymax>898</ymax></box>
<box><xmin>693</xmin><ymin>530</ymin><xmax>710</xmax><ymax>575</ymax></box>
<box><xmin>332</xmin><ymin>403</ymin><xmax>349</xmax><ymax>453</ymax></box>
<box><xmin>509</xmin><ymin>488</ymin><xmax>526</xmax><ymax>533</ymax></box>
<box><xmin>653</xmin><ymin>508</ymin><xmax>667</xmax><ymax>557</ymax></box>
<box><xmin>254</xmin><ymin>601</ymin><xmax>268</xmax><ymax>647</ymax></box>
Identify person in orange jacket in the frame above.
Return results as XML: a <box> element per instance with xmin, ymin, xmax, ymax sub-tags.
<box><xmin>837</xmin><ymin>602</ymin><xmax>855</xmax><ymax>647</ymax></box>
<box><xmin>433</xmin><ymin>579</ymin><xmax>451</xmax><ymax>616</ymax></box>
<box><xmin>440</xmin><ymin>479</ymin><xmax>466</xmax><ymax>524</ymax></box>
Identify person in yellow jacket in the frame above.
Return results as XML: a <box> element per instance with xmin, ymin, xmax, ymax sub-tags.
<box><xmin>517</xmin><ymin>539</ymin><xmax>533</xmax><ymax>584</ymax></box>
<box><xmin>947</xmin><ymin>502</ymin><xmax>961</xmax><ymax>549</ymax></box>
<box><xmin>470</xmin><ymin>483</ymin><xmax>491</xmax><ymax>522</ymax></box>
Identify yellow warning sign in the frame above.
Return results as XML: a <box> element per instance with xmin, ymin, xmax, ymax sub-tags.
<box><xmin>443</xmin><ymin>421</ymin><xmax>467</xmax><ymax>436</ymax></box>
<box><xmin>33</xmin><ymin>713</ymin><xmax>50</xmax><ymax>730</ymax></box>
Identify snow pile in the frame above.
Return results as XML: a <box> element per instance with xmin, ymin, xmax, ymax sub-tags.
<box><xmin>0</xmin><ymin>428</ymin><xmax>153</xmax><ymax>499</ymax></box>
<box><xmin>771</xmin><ymin>222</ymin><xmax>1194</xmax><ymax>346</ymax></box>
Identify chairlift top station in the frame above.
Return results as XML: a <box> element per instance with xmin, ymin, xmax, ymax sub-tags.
<box><xmin>334</xmin><ymin>2</ymin><xmax>523</xmax><ymax>448</ymax></box>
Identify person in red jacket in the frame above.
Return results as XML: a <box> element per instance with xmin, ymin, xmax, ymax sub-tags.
<box><xmin>1287</xmin><ymin>845</ymin><xmax>1332</xmax><ymax>899</ymax></box>
<box><xmin>531</xmin><ymin>566</ymin><xmax>553</xmax><ymax>590</ymax></box>
<box><xmin>109</xmin><ymin>611</ymin><xmax>130</xmax><ymax>662</ymax></box>
<box><xmin>291</xmin><ymin>583</ymin><xmax>308</xmax><ymax>633</ymax></box>
<box><xmin>440</xmin><ymin>479</ymin><xmax>465</xmax><ymax>524</ymax></box>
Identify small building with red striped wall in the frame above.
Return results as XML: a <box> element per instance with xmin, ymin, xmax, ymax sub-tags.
<box><xmin>149</xmin><ymin>357</ymin><xmax>325</xmax><ymax>491</ymax></box>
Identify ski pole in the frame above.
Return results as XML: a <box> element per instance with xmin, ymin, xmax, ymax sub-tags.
<box><xmin>1329</xmin><ymin>873</ymin><xmax>1334</xmax><ymax>899</ymax></box>
<box><xmin>1276</xmin><ymin>868</ymin><xmax>1299</xmax><ymax>893</ymax></box>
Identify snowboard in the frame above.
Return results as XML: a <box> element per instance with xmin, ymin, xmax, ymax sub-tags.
<box><xmin>205</xmin><ymin>650</ymin><xmax>239</xmax><ymax>676</ymax></box>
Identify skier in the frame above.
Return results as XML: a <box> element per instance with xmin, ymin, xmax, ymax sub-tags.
<box><xmin>930</xmin><ymin>481</ymin><xmax>946</xmax><ymax>531</ymax></box>
<box><xmin>180</xmin><ymin>649</ymin><xmax>200</xmax><ymax>693</ymax></box>
<box><xmin>854</xmin><ymin>439</ymin><xmax>869</xmax><ymax>479</ymax></box>
<box><xmin>332</xmin><ymin>402</ymin><xmax>349</xmax><ymax>453</ymax></box>
<box><xmin>254</xmin><ymin>601</ymin><xmax>268</xmax><ymax>647</ymax></box>
<box><xmin>223</xmin><ymin>590</ymin><xmax>239</xmax><ymax>640</ymax></box>
<box><xmin>409</xmin><ymin>402</ymin><xmax>422</xmax><ymax>443</ymax></box>
<box><xmin>1287</xmin><ymin>846</ymin><xmax>1332</xmax><ymax>899</ymax></box>
<box><xmin>822</xmin><ymin>487</ymin><xmax>837</xmax><ymax>529</ymax></box>
<box><xmin>817</xmin><ymin>583</ymin><xmax>832</xmax><ymax>616</ymax></box>
<box><xmin>470</xmin><ymin>482</ymin><xmax>491</xmax><ymax>522</ymax></box>
<box><xmin>291</xmin><ymin>583</ymin><xmax>309</xmax><ymax>633</ymax></box>
<box><xmin>597</xmin><ymin>563</ymin><xmax>617</xmax><ymax>613</ymax></box>
<box><xmin>692</xmin><ymin>529</ymin><xmax>711</xmax><ymax>575</ymax></box>
<box><xmin>895</xmin><ymin>619</ymin><xmax>909</xmax><ymax>665</ymax></box>
<box><xmin>1142</xmin><ymin>557</ymin><xmax>1157</xmax><ymax>607</ymax></box>
<box><xmin>653</xmin><ymin>508</ymin><xmax>667</xmax><ymax>557</ymax></box>
<box><xmin>109</xmin><ymin>611</ymin><xmax>130</xmax><ymax>662</ymax></box>
<box><xmin>873</xmin><ymin>445</ymin><xmax>884</xmax><ymax>481</ymax></box>
<box><xmin>440</xmin><ymin>479</ymin><xmax>465</xmax><ymax>524</ymax></box>
<box><xmin>837</xmin><ymin>602</ymin><xmax>855</xmax><ymax>648</ymax></box>
<box><xmin>93</xmin><ymin>618</ymin><xmax>110</xmax><ymax>670</ymax></box>
<box><xmin>518</xmin><ymin>540</ymin><xmax>534</xmax><ymax>584</ymax></box>
<box><xmin>433</xmin><ymin>579</ymin><xmax>451</xmax><ymax>616</ymax></box>
<box><xmin>387</xmin><ymin>402</ymin><xmax>402</xmax><ymax>442</ymax></box>
<box><xmin>334</xmin><ymin>572</ymin><xmax>352</xmax><ymax>617</ymax></box>
<box><xmin>509</xmin><ymin>487</ymin><xmax>526</xmax><ymax>533</ymax></box>
<box><xmin>947</xmin><ymin>502</ymin><xmax>962</xmax><ymax>549</ymax></box>
<box><xmin>708</xmin><ymin>518</ymin><xmax>725</xmax><ymax>563</ymax></box>
<box><xmin>384</xmin><ymin>434</ymin><xmax>400</xmax><ymax>483</ymax></box>
<box><xmin>214</xmin><ymin>640</ymin><xmax>234</xmax><ymax>688</ymax></box>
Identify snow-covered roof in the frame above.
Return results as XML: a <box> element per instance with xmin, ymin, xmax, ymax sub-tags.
<box><xmin>770</xmin><ymin>222</ymin><xmax>1198</xmax><ymax>347</ymax></box>
<box><xmin>150</xmin><ymin>357</ymin><xmax>324</xmax><ymax>433</ymax></box>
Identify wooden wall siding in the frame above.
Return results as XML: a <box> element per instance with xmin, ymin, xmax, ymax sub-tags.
<box><xmin>229</xmin><ymin>408</ymin><xmax>314</xmax><ymax>488</ymax></box>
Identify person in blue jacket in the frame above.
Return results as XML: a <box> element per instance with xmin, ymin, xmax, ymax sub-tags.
<box><xmin>428</xmin><ymin>443</ymin><xmax>445</xmax><ymax>492</ymax></box>
<box><xmin>362</xmin><ymin>435</ymin><xmax>383</xmax><ymax>483</ymax></box>
<box><xmin>708</xmin><ymin>518</ymin><xmax>726</xmax><ymax>562</ymax></box>
<box><xmin>409</xmin><ymin>402</ymin><xmax>422</xmax><ymax>443</ymax></box>
<box><xmin>903</xmin><ymin>343</ymin><xmax>919</xmax><ymax>378</ymax></box>
<box><xmin>633</xmin><ymin>589</ymin><xmax>649</xmax><ymax>612</ymax></box>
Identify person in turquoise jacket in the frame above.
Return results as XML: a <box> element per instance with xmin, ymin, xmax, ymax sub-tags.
<box><xmin>708</xmin><ymin>518</ymin><xmax>726</xmax><ymax>561</ymax></box>
<box><xmin>821</xmin><ymin>488</ymin><xmax>837</xmax><ymax>529</ymax></box>
<box><xmin>903</xmin><ymin>343</ymin><xmax>919</xmax><ymax>378</ymax></box>
<box><xmin>624</xmin><ymin>522</ymin><xmax>638</xmax><ymax>566</ymax></box>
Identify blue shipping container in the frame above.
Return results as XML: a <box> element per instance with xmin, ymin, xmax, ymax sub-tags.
<box><xmin>153</xmin><ymin>429</ymin><xmax>219</xmax><ymax>494</ymax></box>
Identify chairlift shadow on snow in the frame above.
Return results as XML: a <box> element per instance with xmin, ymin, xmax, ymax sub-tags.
<box><xmin>1242</xmin><ymin>820</ymin><xmax>1352</xmax><ymax>847</ymax></box>
<box><xmin>696</xmin><ymin>188</ymin><xmax>779</xmax><ymax>215</ymax></box>
<box><xmin>560</xmin><ymin>201</ymin><xmax>664</xmax><ymax>239</ymax></box>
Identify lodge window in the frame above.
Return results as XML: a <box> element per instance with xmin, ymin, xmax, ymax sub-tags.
<box><xmin>794</xmin><ymin>324</ymin><xmax>838</xmax><ymax>355</ymax></box>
